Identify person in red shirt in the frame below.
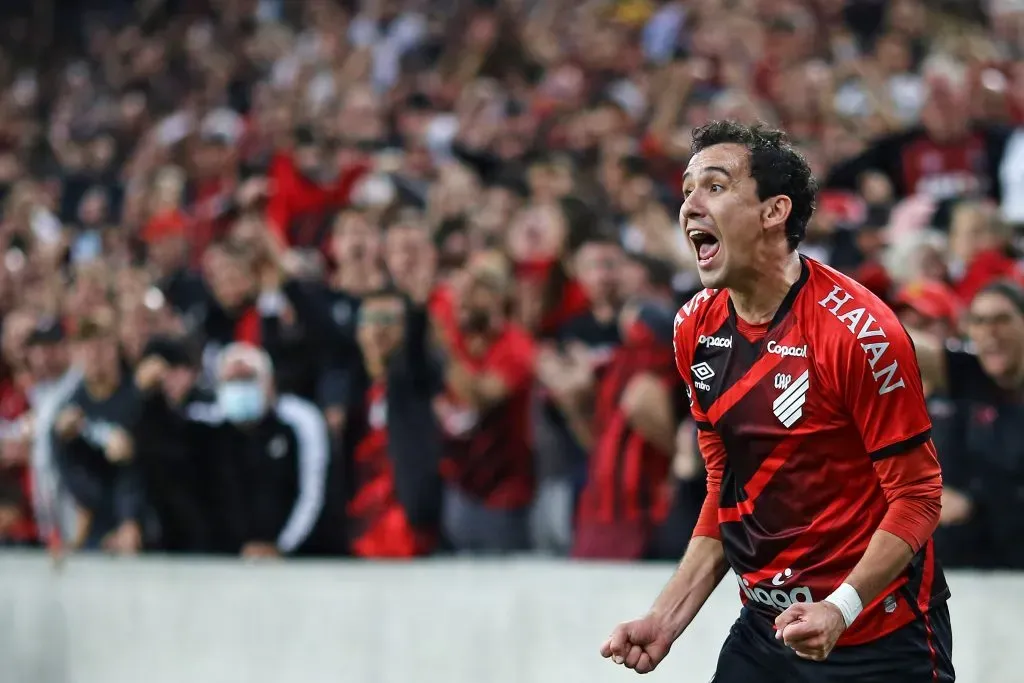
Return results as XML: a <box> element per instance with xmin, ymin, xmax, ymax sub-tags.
<box><xmin>347</xmin><ymin>289</ymin><xmax>439</xmax><ymax>558</ymax></box>
<box><xmin>264</xmin><ymin>127</ymin><xmax>372</xmax><ymax>252</ymax></box>
<box><xmin>602</xmin><ymin>122</ymin><xmax>951</xmax><ymax>683</ymax></box>
<box><xmin>565</xmin><ymin>301</ymin><xmax>681</xmax><ymax>561</ymax></box>
<box><xmin>434</xmin><ymin>251</ymin><xmax>536</xmax><ymax>554</ymax></box>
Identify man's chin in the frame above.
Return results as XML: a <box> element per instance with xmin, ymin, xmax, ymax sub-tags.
<box><xmin>696</xmin><ymin>265</ymin><xmax>727</xmax><ymax>290</ymax></box>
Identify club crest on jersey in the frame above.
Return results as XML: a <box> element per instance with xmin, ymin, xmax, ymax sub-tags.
<box><xmin>773</xmin><ymin>369</ymin><xmax>809</xmax><ymax>428</ymax></box>
<box><xmin>691</xmin><ymin>362</ymin><xmax>715</xmax><ymax>391</ymax></box>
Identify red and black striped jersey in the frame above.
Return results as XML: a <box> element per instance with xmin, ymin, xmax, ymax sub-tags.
<box><xmin>674</xmin><ymin>256</ymin><xmax>949</xmax><ymax>647</ymax></box>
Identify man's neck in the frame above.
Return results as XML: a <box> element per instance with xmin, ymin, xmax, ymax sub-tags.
<box><xmin>728</xmin><ymin>251</ymin><xmax>803</xmax><ymax>325</ymax></box>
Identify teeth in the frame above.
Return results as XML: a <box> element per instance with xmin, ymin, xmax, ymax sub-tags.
<box><xmin>688</xmin><ymin>230</ymin><xmax>704</xmax><ymax>239</ymax></box>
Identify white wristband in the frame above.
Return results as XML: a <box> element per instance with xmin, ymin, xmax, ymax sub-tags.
<box><xmin>824</xmin><ymin>583</ymin><xmax>863</xmax><ymax>628</ymax></box>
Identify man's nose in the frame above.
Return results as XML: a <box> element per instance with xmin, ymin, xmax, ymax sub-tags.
<box><xmin>680</xmin><ymin>193</ymin><xmax>706</xmax><ymax>225</ymax></box>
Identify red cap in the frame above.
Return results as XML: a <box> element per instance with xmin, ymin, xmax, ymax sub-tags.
<box><xmin>895</xmin><ymin>279</ymin><xmax>961</xmax><ymax>326</ymax></box>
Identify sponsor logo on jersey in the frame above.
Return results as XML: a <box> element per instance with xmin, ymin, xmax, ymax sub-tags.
<box><xmin>766</xmin><ymin>340</ymin><xmax>808</xmax><ymax>358</ymax></box>
<box><xmin>691</xmin><ymin>362</ymin><xmax>715</xmax><ymax>391</ymax></box>
<box><xmin>818</xmin><ymin>284</ymin><xmax>906</xmax><ymax>396</ymax></box>
<box><xmin>773</xmin><ymin>369</ymin><xmax>809</xmax><ymax>428</ymax></box>
<box><xmin>737</xmin><ymin>572</ymin><xmax>813</xmax><ymax>611</ymax></box>
<box><xmin>698</xmin><ymin>334</ymin><xmax>732</xmax><ymax>349</ymax></box>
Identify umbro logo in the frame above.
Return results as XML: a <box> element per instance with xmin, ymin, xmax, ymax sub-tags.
<box><xmin>692</xmin><ymin>362</ymin><xmax>715</xmax><ymax>381</ymax></box>
<box><xmin>773</xmin><ymin>369</ymin><xmax>809</xmax><ymax>428</ymax></box>
<box><xmin>691</xmin><ymin>362</ymin><xmax>715</xmax><ymax>391</ymax></box>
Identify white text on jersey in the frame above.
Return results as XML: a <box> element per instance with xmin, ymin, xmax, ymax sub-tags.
<box><xmin>699</xmin><ymin>334</ymin><xmax>733</xmax><ymax>349</ymax></box>
<box><xmin>674</xmin><ymin>288</ymin><xmax>715</xmax><ymax>330</ymax></box>
<box><xmin>818</xmin><ymin>285</ymin><xmax>906</xmax><ymax>395</ymax></box>
<box><xmin>766</xmin><ymin>341</ymin><xmax>808</xmax><ymax>358</ymax></box>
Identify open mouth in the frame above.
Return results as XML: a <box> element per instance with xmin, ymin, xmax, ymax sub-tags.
<box><xmin>688</xmin><ymin>228</ymin><xmax>721</xmax><ymax>266</ymax></box>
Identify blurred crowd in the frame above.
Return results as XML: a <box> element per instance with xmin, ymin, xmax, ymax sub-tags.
<box><xmin>1</xmin><ymin>0</ymin><xmax>1024</xmax><ymax>566</ymax></box>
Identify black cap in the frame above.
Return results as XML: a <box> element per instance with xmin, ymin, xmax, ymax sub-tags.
<box><xmin>27</xmin><ymin>318</ymin><xmax>64</xmax><ymax>346</ymax></box>
<box><xmin>141</xmin><ymin>336</ymin><xmax>194</xmax><ymax>368</ymax></box>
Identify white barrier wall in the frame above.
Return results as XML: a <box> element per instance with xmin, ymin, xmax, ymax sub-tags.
<box><xmin>1</xmin><ymin>552</ymin><xmax>1021</xmax><ymax>683</ymax></box>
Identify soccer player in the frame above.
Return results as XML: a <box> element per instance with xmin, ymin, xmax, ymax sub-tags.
<box><xmin>600</xmin><ymin>121</ymin><xmax>954</xmax><ymax>682</ymax></box>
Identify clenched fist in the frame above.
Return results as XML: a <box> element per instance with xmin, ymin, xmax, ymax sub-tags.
<box><xmin>775</xmin><ymin>601</ymin><xmax>847</xmax><ymax>661</ymax></box>
<box><xmin>600</xmin><ymin>614</ymin><xmax>676</xmax><ymax>674</ymax></box>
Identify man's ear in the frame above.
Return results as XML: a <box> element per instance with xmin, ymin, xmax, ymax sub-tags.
<box><xmin>761</xmin><ymin>195</ymin><xmax>792</xmax><ymax>233</ymax></box>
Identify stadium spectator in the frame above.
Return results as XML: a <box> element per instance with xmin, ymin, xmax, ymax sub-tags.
<box><xmin>435</xmin><ymin>251</ymin><xmax>536</xmax><ymax>554</ymax></box>
<box><xmin>131</xmin><ymin>336</ymin><xmax>219</xmax><ymax>553</ymax></box>
<box><xmin>911</xmin><ymin>281</ymin><xmax>1024</xmax><ymax>570</ymax></box>
<box><xmin>52</xmin><ymin>314</ymin><xmax>144</xmax><ymax>554</ymax></box>
<box><xmin>566</xmin><ymin>300</ymin><xmax>682</xmax><ymax>561</ymax></box>
<box><xmin>347</xmin><ymin>287</ymin><xmax>441</xmax><ymax>558</ymax></box>
<box><xmin>533</xmin><ymin>231</ymin><xmax>626</xmax><ymax>554</ymax></box>
<box><xmin>206</xmin><ymin>343</ymin><xmax>329</xmax><ymax>558</ymax></box>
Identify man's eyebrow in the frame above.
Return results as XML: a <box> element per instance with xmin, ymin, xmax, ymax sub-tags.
<box><xmin>681</xmin><ymin>166</ymin><xmax>733</xmax><ymax>182</ymax></box>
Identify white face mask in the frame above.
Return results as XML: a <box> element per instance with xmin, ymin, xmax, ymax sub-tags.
<box><xmin>217</xmin><ymin>380</ymin><xmax>266</xmax><ymax>424</ymax></box>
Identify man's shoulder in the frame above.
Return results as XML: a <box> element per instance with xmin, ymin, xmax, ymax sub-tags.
<box><xmin>803</xmin><ymin>260</ymin><xmax>918</xmax><ymax>396</ymax></box>
<box><xmin>673</xmin><ymin>288</ymin><xmax>724</xmax><ymax>337</ymax></box>
<box><xmin>804</xmin><ymin>259</ymin><xmax>905</xmax><ymax>338</ymax></box>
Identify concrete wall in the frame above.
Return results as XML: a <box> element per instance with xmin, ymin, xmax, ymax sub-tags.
<box><xmin>1</xmin><ymin>552</ymin><xmax>1021</xmax><ymax>683</ymax></box>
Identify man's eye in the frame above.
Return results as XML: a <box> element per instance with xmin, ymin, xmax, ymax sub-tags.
<box><xmin>710</xmin><ymin>184</ymin><xmax>724</xmax><ymax>192</ymax></box>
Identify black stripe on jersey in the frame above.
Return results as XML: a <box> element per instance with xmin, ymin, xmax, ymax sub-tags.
<box><xmin>690</xmin><ymin>317</ymin><xmax>742</xmax><ymax>413</ymax></box>
<box><xmin>869</xmin><ymin>428</ymin><xmax>933</xmax><ymax>461</ymax></box>
<box><xmin>695</xmin><ymin>420</ymin><xmax>714</xmax><ymax>431</ymax></box>
<box><xmin>719</xmin><ymin>519</ymin><xmax>809</xmax><ymax>576</ymax></box>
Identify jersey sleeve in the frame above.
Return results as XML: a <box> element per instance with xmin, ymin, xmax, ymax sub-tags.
<box><xmin>673</xmin><ymin>291</ymin><xmax>715</xmax><ymax>430</ymax></box>
<box><xmin>691</xmin><ymin>429</ymin><xmax>726</xmax><ymax>540</ymax></box>
<box><xmin>820</xmin><ymin>292</ymin><xmax>933</xmax><ymax>459</ymax></box>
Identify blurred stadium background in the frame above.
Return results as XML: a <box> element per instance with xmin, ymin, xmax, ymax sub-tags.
<box><xmin>3</xmin><ymin>0</ymin><xmax>1024</xmax><ymax>681</ymax></box>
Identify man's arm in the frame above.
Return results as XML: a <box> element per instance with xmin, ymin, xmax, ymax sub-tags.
<box><xmin>649</xmin><ymin>536</ymin><xmax>730</xmax><ymax>638</ymax></box>
<box><xmin>649</xmin><ymin>427</ymin><xmax>730</xmax><ymax>636</ymax></box>
<box><xmin>620</xmin><ymin>373</ymin><xmax>676</xmax><ymax>455</ymax></box>
<box><xmin>445</xmin><ymin>334</ymin><xmax>534</xmax><ymax>412</ymax></box>
<box><xmin>275</xmin><ymin>397</ymin><xmax>330</xmax><ymax>554</ymax></box>
<box><xmin>445</xmin><ymin>362</ymin><xmax>512</xmax><ymax>411</ymax></box>
<box><xmin>844</xmin><ymin>439</ymin><xmax>942</xmax><ymax>608</ymax></box>
<box><xmin>778</xmin><ymin>300</ymin><xmax>940</xmax><ymax>659</ymax></box>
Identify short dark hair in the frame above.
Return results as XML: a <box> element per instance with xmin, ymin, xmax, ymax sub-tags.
<box><xmin>690</xmin><ymin>120</ymin><xmax>817</xmax><ymax>250</ymax></box>
<box><xmin>977</xmin><ymin>280</ymin><xmax>1024</xmax><ymax>315</ymax></box>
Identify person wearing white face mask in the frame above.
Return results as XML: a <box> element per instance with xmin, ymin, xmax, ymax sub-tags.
<box><xmin>208</xmin><ymin>343</ymin><xmax>330</xmax><ymax>558</ymax></box>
